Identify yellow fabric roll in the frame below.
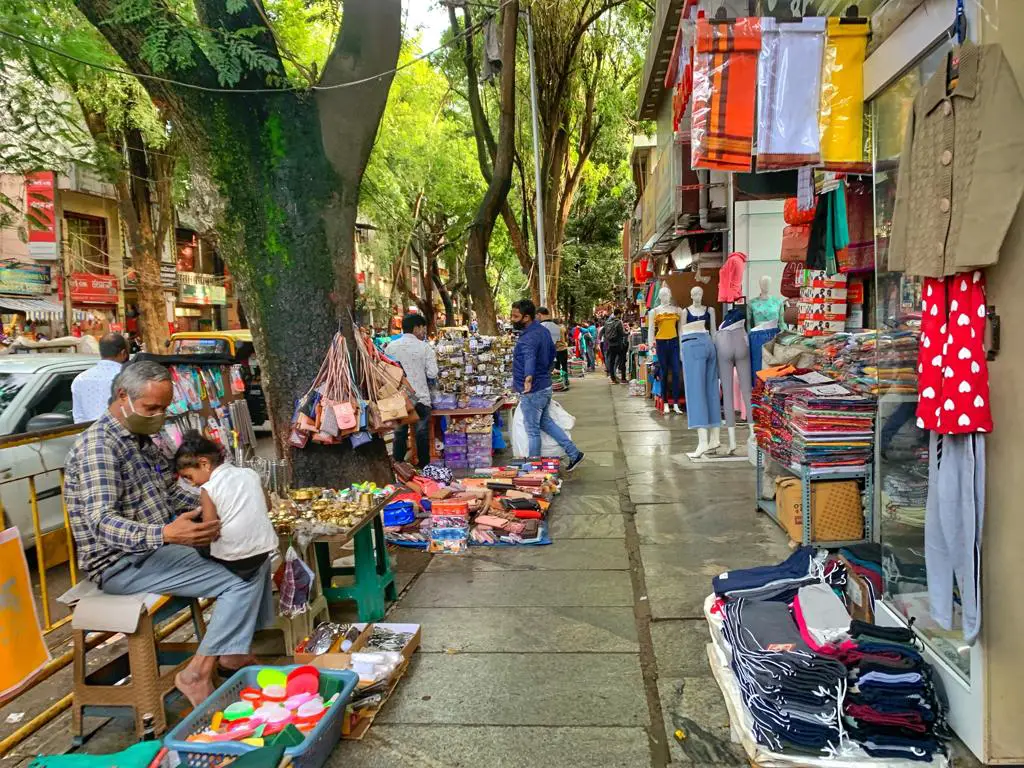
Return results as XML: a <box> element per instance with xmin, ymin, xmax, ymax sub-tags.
<box><xmin>653</xmin><ymin>312</ymin><xmax>679</xmax><ymax>340</ymax></box>
<box><xmin>819</xmin><ymin>19</ymin><xmax>869</xmax><ymax>167</ymax></box>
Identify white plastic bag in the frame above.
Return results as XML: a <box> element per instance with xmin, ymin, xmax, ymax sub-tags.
<box><xmin>512</xmin><ymin>400</ymin><xmax>576</xmax><ymax>458</ymax></box>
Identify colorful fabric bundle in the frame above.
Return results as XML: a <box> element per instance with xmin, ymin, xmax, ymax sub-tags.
<box><xmin>819</xmin><ymin>19</ymin><xmax>870</xmax><ymax>170</ymax></box>
<box><xmin>806</xmin><ymin>186</ymin><xmax>850</xmax><ymax>276</ymax></box>
<box><xmin>756</xmin><ymin>17</ymin><xmax>826</xmax><ymax>169</ymax></box>
<box><xmin>691</xmin><ymin>17</ymin><xmax>762</xmax><ymax>172</ymax></box>
<box><xmin>839</xmin><ymin>180</ymin><xmax>874</xmax><ymax>273</ymax></box>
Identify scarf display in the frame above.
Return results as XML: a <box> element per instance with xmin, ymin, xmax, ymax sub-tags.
<box><xmin>819</xmin><ymin>19</ymin><xmax>870</xmax><ymax>170</ymax></box>
<box><xmin>838</xmin><ymin>180</ymin><xmax>874</xmax><ymax>273</ymax></box>
<box><xmin>691</xmin><ymin>17</ymin><xmax>762</xmax><ymax>172</ymax></box>
<box><xmin>756</xmin><ymin>17</ymin><xmax>827</xmax><ymax>169</ymax></box>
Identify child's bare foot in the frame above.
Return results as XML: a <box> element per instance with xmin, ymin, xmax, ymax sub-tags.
<box><xmin>175</xmin><ymin>669</ymin><xmax>215</xmax><ymax>707</ymax></box>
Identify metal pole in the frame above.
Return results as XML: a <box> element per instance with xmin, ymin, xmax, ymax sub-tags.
<box><xmin>55</xmin><ymin>185</ymin><xmax>72</xmax><ymax>336</ymax></box>
<box><xmin>525</xmin><ymin>7</ymin><xmax>547</xmax><ymax>308</ymax></box>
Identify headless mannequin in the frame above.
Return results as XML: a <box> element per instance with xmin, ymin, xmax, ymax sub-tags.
<box><xmin>681</xmin><ymin>287</ymin><xmax>721</xmax><ymax>458</ymax></box>
<box><xmin>647</xmin><ymin>283</ymin><xmax>686</xmax><ymax>415</ymax></box>
<box><xmin>716</xmin><ymin>299</ymin><xmax>753</xmax><ymax>454</ymax></box>
<box><xmin>747</xmin><ymin>275</ymin><xmax>785</xmax><ymax>329</ymax></box>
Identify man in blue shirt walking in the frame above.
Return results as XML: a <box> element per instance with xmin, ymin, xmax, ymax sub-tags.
<box><xmin>511</xmin><ymin>299</ymin><xmax>585</xmax><ymax>470</ymax></box>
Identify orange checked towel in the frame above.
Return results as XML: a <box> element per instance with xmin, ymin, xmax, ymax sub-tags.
<box><xmin>691</xmin><ymin>17</ymin><xmax>762</xmax><ymax>172</ymax></box>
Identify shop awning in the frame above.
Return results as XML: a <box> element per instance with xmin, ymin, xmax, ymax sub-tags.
<box><xmin>0</xmin><ymin>297</ymin><xmax>90</xmax><ymax>322</ymax></box>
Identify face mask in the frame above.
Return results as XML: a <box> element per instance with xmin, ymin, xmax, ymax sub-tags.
<box><xmin>511</xmin><ymin>320</ymin><xmax>526</xmax><ymax>331</ymax></box>
<box><xmin>121</xmin><ymin>397</ymin><xmax>166</xmax><ymax>435</ymax></box>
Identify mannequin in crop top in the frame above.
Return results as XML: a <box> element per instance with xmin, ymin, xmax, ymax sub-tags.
<box><xmin>647</xmin><ymin>283</ymin><xmax>686</xmax><ymax>415</ymax></box>
<box><xmin>747</xmin><ymin>276</ymin><xmax>785</xmax><ymax>329</ymax></box>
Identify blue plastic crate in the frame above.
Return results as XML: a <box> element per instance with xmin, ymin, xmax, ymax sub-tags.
<box><xmin>164</xmin><ymin>665</ymin><xmax>358</xmax><ymax>768</ymax></box>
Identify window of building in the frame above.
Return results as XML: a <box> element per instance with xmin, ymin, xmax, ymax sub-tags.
<box><xmin>64</xmin><ymin>213</ymin><xmax>109</xmax><ymax>273</ymax></box>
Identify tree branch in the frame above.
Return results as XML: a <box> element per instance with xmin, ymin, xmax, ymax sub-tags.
<box><xmin>449</xmin><ymin>2</ymin><xmax>497</xmax><ymax>181</ymax></box>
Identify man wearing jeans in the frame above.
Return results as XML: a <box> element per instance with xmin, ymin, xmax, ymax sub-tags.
<box><xmin>385</xmin><ymin>313</ymin><xmax>438</xmax><ymax>467</ymax></box>
<box><xmin>511</xmin><ymin>299</ymin><xmax>585</xmax><ymax>470</ymax></box>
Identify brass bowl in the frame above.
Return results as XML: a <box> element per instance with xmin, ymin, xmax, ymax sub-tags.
<box><xmin>289</xmin><ymin>488</ymin><xmax>321</xmax><ymax>501</ymax></box>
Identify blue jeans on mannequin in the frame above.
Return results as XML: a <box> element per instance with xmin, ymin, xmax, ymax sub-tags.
<box><xmin>519</xmin><ymin>387</ymin><xmax>581</xmax><ymax>459</ymax></box>
<box><xmin>654</xmin><ymin>338</ymin><xmax>683</xmax><ymax>404</ymax></box>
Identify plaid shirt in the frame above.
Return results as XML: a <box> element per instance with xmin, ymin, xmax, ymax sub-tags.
<box><xmin>64</xmin><ymin>412</ymin><xmax>199</xmax><ymax>581</ymax></box>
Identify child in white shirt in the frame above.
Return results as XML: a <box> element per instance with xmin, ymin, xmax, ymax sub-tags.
<box><xmin>175</xmin><ymin>431</ymin><xmax>278</xmax><ymax>580</ymax></box>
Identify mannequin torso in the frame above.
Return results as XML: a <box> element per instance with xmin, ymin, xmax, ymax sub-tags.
<box><xmin>647</xmin><ymin>283</ymin><xmax>685</xmax><ymax>348</ymax></box>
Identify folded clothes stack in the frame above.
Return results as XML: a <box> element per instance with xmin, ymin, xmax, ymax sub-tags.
<box><xmin>841</xmin><ymin>621</ymin><xmax>946</xmax><ymax>762</ymax></box>
<box><xmin>708</xmin><ymin>549</ymin><xmax>948</xmax><ymax>762</ymax></box>
<box><xmin>721</xmin><ymin>599</ymin><xmax>848</xmax><ymax>753</ymax></box>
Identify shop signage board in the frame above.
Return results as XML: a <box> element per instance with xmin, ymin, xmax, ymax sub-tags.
<box><xmin>178</xmin><ymin>282</ymin><xmax>227</xmax><ymax>306</ymax></box>
<box><xmin>24</xmin><ymin>171</ymin><xmax>57</xmax><ymax>260</ymax></box>
<box><xmin>60</xmin><ymin>273</ymin><xmax>119</xmax><ymax>304</ymax></box>
<box><xmin>0</xmin><ymin>264</ymin><xmax>51</xmax><ymax>295</ymax></box>
<box><xmin>124</xmin><ymin>263</ymin><xmax>178</xmax><ymax>290</ymax></box>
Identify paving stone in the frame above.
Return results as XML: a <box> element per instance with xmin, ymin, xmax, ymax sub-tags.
<box><xmin>548</xmin><ymin>513</ymin><xmax>625</xmax><ymax>540</ymax></box>
<box><xmin>556</xmin><ymin>494</ymin><xmax>623</xmax><ymax>515</ymax></box>
<box><xmin>659</xmin><ymin>677</ymin><xmax>748</xmax><ymax>766</ymax></box>
<box><xmin>384</xmin><ymin>606</ymin><xmax>639</xmax><ymax>653</ymax></box>
<box><xmin>425</xmin><ymin>539</ymin><xmax>627</xmax><ymax>572</ymax></box>
<box><xmin>400</xmin><ymin>570</ymin><xmax>635</xmax><ymax>608</ymax></box>
<box><xmin>376</xmin><ymin>653</ymin><xmax>647</xmax><ymax>727</ymax></box>
<box><xmin>651</xmin><ymin>619</ymin><xmax>715</xmax><ymax>678</ymax></box>
<box><xmin>329</xmin><ymin>724</ymin><xmax>652</xmax><ymax>768</ymax></box>
<box><xmin>635</xmin><ymin>502</ymin><xmax>783</xmax><ymax>544</ymax></box>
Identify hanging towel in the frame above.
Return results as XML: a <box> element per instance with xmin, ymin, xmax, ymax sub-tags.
<box><xmin>756</xmin><ymin>17</ymin><xmax>826</xmax><ymax>170</ymax></box>
<box><xmin>819</xmin><ymin>19</ymin><xmax>870</xmax><ymax>170</ymax></box>
<box><xmin>481</xmin><ymin>17</ymin><xmax>502</xmax><ymax>82</ymax></box>
<box><xmin>691</xmin><ymin>17</ymin><xmax>762</xmax><ymax>172</ymax></box>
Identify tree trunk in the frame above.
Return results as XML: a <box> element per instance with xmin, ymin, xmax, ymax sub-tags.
<box><xmin>75</xmin><ymin>0</ymin><xmax>403</xmax><ymax>488</ymax></box>
<box><xmin>463</xmin><ymin>0</ymin><xmax>519</xmax><ymax>335</ymax></box>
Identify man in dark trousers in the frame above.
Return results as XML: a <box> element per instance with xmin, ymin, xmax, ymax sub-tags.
<box><xmin>603</xmin><ymin>308</ymin><xmax>628</xmax><ymax>383</ymax></box>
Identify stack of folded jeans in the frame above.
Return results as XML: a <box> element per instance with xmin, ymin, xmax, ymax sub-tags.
<box><xmin>840</xmin><ymin>620</ymin><xmax>946</xmax><ymax>762</ymax></box>
<box><xmin>712</xmin><ymin>547</ymin><xmax>822</xmax><ymax>603</ymax></box>
<box><xmin>721</xmin><ymin>599</ymin><xmax>848</xmax><ymax>753</ymax></box>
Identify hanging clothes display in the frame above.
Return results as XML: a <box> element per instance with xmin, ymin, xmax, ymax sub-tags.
<box><xmin>680</xmin><ymin>333</ymin><xmax>721</xmax><ymax>429</ymax></box>
<box><xmin>819</xmin><ymin>18</ymin><xmax>870</xmax><ymax>170</ymax></box>
<box><xmin>916</xmin><ymin>270</ymin><xmax>993</xmax><ymax>434</ymax></box>
<box><xmin>838</xmin><ymin>179</ymin><xmax>874</xmax><ymax>273</ymax></box>
<box><xmin>755</xmin><ymin>17</ymin><xmax>826</xmax><ymax>170</ymax></box>
<box><xmin>691</xmin><ymin>17</ymin><xmax>762</xmax><ymax>172</ymax></box>
<box><xmin>805</xmin><ymin>185</ymin><xmax>849</xmax><ymax>275</ymax></box>
<box><xmin>889</xmin><ymin>41</ymin><xmax>1024</xmax><ymax>277</ymax></box>
<box><xmin>717</xmin><ymin>251</ymin><xmax>747</xmax><ymax>302</ymax></box>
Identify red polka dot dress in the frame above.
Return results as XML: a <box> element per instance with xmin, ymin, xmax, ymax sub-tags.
<box><xmin>916</xmin><ymin>270</ymin><xmax>993</xmax><ymax>434</ymax></box>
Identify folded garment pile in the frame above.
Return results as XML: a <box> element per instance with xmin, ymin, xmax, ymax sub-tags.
<box><xmin>708</xmin><ymin>548</ymin><xmax>947</xmax><ymax>763</ymax></box>
<box><xmin>786</xmin><ymin>383</ymin><xmax>875</xmax><ymax>469</ymax></box>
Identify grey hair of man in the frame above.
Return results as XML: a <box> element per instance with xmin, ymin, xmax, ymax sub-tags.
<box><xmin>111</xmin><ymin>360</ymin><xmax>172</xmax><ymax>401</ymax></box>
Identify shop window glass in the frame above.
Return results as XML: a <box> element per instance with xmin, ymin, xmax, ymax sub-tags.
<box><xmin>872</xmin><ymin>42</ymin><xmax>969</xmax><ymax>680</ymax></box>
<box><xmin>64</xmin><ymin>213</ymin><xmax>109</xmax><ymax>273</ymax></box>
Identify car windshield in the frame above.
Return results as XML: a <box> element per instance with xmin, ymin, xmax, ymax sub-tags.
<box><xmin>0</xmin><ymin>373</ymin><xmax>31</xmax><ymax>417</ymax></box>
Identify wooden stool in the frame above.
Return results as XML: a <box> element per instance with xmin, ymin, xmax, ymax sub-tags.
<box><xmin>315</xmin><ymin>513</ymin><xmax>397</xmax><ymax>622</ymax></box>
<box><xmin>71</xmin><ymin>595</ymin><xmax>206</xmax><ymax>743</ymax></box>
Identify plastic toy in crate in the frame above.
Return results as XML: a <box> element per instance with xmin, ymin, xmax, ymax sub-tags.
<box><xmin>163</xmin><ymin>665</ymin><xmax>358</xmax><ymax>768</ymax></box>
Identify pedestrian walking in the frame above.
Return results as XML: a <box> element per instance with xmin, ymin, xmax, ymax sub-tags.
<box><xmin>384</xmin><ymin>313</ymin><xmax>438</xmax><ymax>468</ymax></box>
<box><xmin>537</xmin><ymin>307</ymin><xmax>569</xmax><ymax>388</ymax></box>
<box><xmin>583</xmin><ymin>320</ymin><xmax>597</xmax><ymax>371</ymax></box>
<box><xmin>511</xmin><ymin>299</ymin><xmax>585</xmax><ymax>470</ymax></box>
<box><xmin>603</xmin><ymin>308</ymin><xmax>628</xmax><ymax>383</ymax></box>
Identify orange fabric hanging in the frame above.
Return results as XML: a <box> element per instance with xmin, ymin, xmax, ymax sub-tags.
<box><xmin>691</xmin><ymin>17</ymin><xmax>762</xmax><ymax>172</ymax></box>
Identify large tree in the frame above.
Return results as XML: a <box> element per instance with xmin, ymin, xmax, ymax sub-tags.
<box><xmin>66</xmin><ymin>0</ymin><xmax>403</xmax><ymax>485</ymax></box>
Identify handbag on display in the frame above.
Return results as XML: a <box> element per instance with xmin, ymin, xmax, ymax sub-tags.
<box><xmin>781</xmin><ymin>261</ymin><xmax>803</xmax><ymax>299</ymax></box>
<box><xmin>356</xmin><ymin>328</ymin><xmax>415</xmax><ymax>433</ymax></box>
<box><xmin>780</xmin><ymin>225</ymin><xmax>811</xmax><ymax>263</ymax></box>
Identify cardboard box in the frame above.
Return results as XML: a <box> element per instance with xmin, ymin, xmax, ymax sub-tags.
<box><xmin>775</xmin><ymin>477</ymin><xmax>864</xmax><ymax>543</ymax></box>
<box><xmin>295</xmin><ymin>623</ymin><xmax>372</xmax><ymax>667</ymax></box>
<box><xmin>342</xmin><ymin>623</ymin><xmax>421</xmax><ymax>740</ymax></box>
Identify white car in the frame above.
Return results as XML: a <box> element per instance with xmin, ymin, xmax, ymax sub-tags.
<box><xmin>0</xmin><ymin>354</ymin><xmax>99</xmax><ymax>547</ymax></box>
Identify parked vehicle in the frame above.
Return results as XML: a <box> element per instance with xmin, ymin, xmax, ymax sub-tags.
<box><xmin>169</xmin><ymin>330</ymin><xmax>268</xmax><ymax>427</ymax></box>
<box><xmin>0</xmin><ymin>354</ymin><xmax>99</xmax><ymax>547</ymax></box>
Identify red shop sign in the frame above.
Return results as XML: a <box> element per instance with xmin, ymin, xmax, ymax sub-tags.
<box><xmin>59</xmin><ymin>273</ymin><xmax>119</xmax><ymax>304</ymax></box>
<box><xmin>25</xmin><ymin>171</ymin><xmax>58</xmax><ymax>260</ymax></box>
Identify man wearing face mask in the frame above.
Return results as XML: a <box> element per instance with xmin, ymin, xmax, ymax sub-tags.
<box><xmin>64</xmin><ymin>361</ymin><xmax>276</xmax><ymax>707</ymax></box>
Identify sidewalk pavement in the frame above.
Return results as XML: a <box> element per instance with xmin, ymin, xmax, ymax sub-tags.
<box><xmin>333</xmin><ymin>373</ymin><xmax>787</xmax><ymax>767</ymax></box>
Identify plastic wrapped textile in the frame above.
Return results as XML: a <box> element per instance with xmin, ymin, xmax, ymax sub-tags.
<box><xmin>755</xmin><ymin>17</ymin><xmax>826</xmax><ymax>170</ymax></box>
<box><xmin>780</xmin><ymin>225</ymin><xmax>810</xmax><ymax>263</ymax></box>
<box><xmin>511</xmin><ymin>399</ymin><xmax>576</xmax><ymax>458</ymax></box>
<box><xmin>784</xmin><ymin>197</ymin><xmax>816</xmax><ymax>226</ymax></box>
<box><xmin>277</xmin><ymin>545</ymin><xmax>314</xmax><ymax>617</ymax></box>
<box><xmin>819</xmin><ymin>18</ymin><xmax>870</xmax><ymax>170</ymax></box>
<box><xmin>691</xmin><ymin>17</ymin><xmax>761</xmax><ymax>172</ymax></box>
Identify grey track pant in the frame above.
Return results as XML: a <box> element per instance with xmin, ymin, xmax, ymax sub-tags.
<box><xmin>715</xmin><ymin>324</ymin><xmax>752</xmax><ymax>427</ymax></box>
<box><xmin>101</xmin><ymin>544</ymin><xmax>277</xmax><ymax>656</ymax></box>
<box><xmin>925</xmin><ymin>432</ymin><xmax>985</xmax><ymax>645</ymax></box>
